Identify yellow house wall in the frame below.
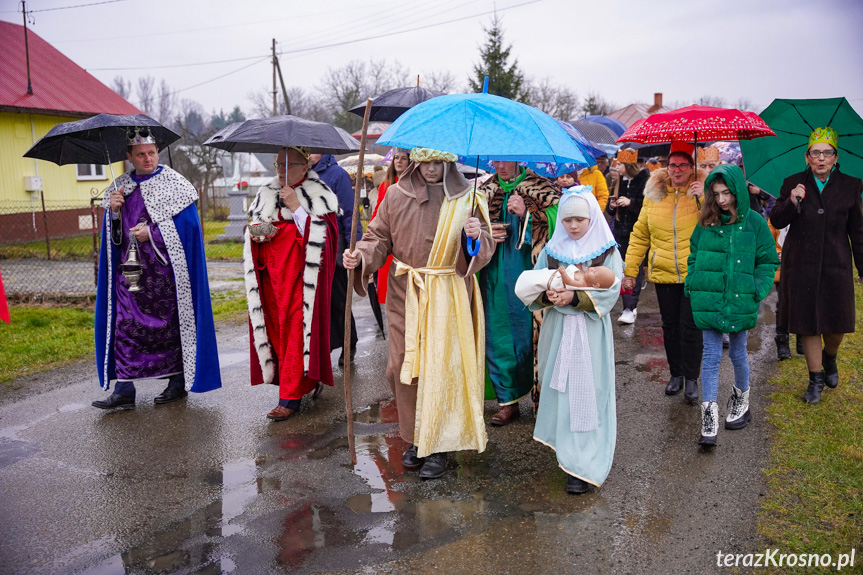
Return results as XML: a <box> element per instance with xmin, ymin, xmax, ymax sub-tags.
<box><xmin>0</xmin><ymin>111</ymin><xmax>127</xmax><ymax>208</ymax></box>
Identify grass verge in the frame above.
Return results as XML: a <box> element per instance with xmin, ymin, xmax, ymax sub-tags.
<box><xmin>758</xmin><ymin>284</ymin><xmax>863</xmax><ymax>573</ymax></box>
<box><xmin>0</xmin><ymin>290</ymin><xmax>248</xmax><ymax>386</ymax></box>
<box><xmin>0</xmin><ymin>305</ymin><xmax>94</xmax><ymax>385</ymax></box>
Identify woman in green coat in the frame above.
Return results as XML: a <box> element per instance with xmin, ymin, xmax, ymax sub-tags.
<box><xmin>685</xmin><ymin>164</ymin><xmax>779</xmax><ymax>447</ymax></box>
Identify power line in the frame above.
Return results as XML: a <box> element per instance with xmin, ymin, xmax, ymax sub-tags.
<box><xmin>0</xmin><ymin>0</ymin><xmax>127</xmax><ymax>13</ymax></box>
<box><xmin>85</xmin><ymin>0</ymin><xmax>541</xmax><ymax>72</ymax></box>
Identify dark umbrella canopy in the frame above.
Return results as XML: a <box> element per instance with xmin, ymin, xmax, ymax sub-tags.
<box><xmin>584</xmin><ymin>115</ymin><xmax>627</xmax><ymax>138</ymax></box>
<box><xmin>23</xmin><ymin>113</ymin><xmax>179</xmax><ymax>166</ymax></box>
<box><xmin>204</xmin><ymin>115</ymin><xmax>360</xmax><ymax>154</ymax></box>
<box><xmin>348</xmin><ymin>86</ymin><xmax>446</xmax><ymax>122</ymax></box>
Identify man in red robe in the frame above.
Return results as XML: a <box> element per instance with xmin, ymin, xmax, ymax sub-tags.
<box><xmin>243</xmin><ymin>146</ymin><xmax>339</xmax><ymax>421</ymax></box>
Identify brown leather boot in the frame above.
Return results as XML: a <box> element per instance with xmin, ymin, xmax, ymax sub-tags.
<box><xmin>490</xmin><ymin>404</ymin><xmax>520</xmax><ymax>426</ymax></box>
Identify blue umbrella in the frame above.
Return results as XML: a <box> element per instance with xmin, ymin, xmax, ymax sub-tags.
<box><xmin>378</xmin><ymin>84</ymin><xmax>595</xmax><ymax>254</ymax></box>
<box><xmin>377</xmin><ymin>91</ymin><xmax>595</xmax><ymax>168</ymax></box>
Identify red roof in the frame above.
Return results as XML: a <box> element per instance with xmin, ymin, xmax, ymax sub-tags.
<box><xmin>0</xmin><ymin>20</ymin><xmax>140</xmax><ymax>117</ymax></box>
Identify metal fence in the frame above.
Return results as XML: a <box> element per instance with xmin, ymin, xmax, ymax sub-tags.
<box><xmin>0</xmin><ymin>195</ymin><xmax>243</xmax><ymax>299</ymax></box>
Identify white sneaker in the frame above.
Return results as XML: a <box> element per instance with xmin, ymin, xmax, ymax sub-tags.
<box><xmin>618</xmin><ymin>308</ymin><xmax>637</xmax><ymax>324</ymax></box>
<box><xmin>699</xmin><ymin>401</ymin><xmax>719</xmax><ymax>446</ymax></box>
<box><xmin>725</xmin><ymin>386</ymin><xmax>751</xmax><ymax>430</ymax></box>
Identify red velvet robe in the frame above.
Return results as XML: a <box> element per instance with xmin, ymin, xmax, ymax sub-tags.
<box><xmin>249</xmin><ymin>211</ymin><xmax>338</xmax><ymax>399</ymax></box>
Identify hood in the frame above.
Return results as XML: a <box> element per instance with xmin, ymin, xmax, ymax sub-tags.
<box><xmin>704</xmin><ymin>163</ymin><xmax>750</xmax><ymax>220</ymax></box>
<box><xmin>644</xmin><ymin>166</ymin><xmax>710</xmax><ymax>203</ymax></box>
<box><xmin>311</xmin><ymin>154</ymin><xmax>337</xmax><ymax>173</ymax></box>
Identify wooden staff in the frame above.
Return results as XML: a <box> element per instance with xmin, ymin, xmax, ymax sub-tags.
<box><xmin>344</xmin><ymin>98</ymin><xmax>373</xmax><ymax>466</ymax></box>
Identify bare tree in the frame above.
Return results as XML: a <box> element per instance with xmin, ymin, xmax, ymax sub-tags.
<box><xmin>155</xmin><ymin>79</ymin><xmax>177</xmax><ymax>126</ymax></box>
<box><xmin>733</xmin><ymin>97</ymin><xmax>756</xmax><ymax>111</ymax></box>
<box><xmin>246</xmin><ymin>85</ymin><xmax>328</xmax><ymax>121</ymax></box>
<box><xmin>136</xmin><ymin>76</ymin><xmax>156</xmax><ymax>116</ymax></box>
<box><xmin>524</xmin><ymin>77</ymin><xmax>579</xmax><ymax>119</ymax></box>
<box><xmin>317</xmin><ymin>58</ymin><xmax>409</xmax><ymax>131</ymax></box>
<box><xmin>168</xmin><ymin>99</ymin><xmax>223</xmax><ymax>216</ymax></box>
<box><xmin>579</xmin><ymin>91</ymin><xmax>616</xmax><ymax>118</ymax></box>
<box><xmin>111</xmin><ymin>76</ymin><xmax>131</xmax><ymax>100</ymax></box>
<box><xmin>420</xmin><ymin>70</ymin><xmax>458</xmax><ymax>93</ymax></box>
<box><xmin>697</xmin><ymin>95</ymin><xmax>728</xmax><ymax>108</ymax></box>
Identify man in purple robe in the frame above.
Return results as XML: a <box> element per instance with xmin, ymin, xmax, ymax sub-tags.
<box><xmin>92</xmin><ymin>127</ymin><xmax>221</xmax><ymax>410</ymax></box>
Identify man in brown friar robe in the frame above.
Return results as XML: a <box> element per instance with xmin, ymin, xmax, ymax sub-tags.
<box><xmin>343</xmin><ymin>148</ymin><xmax>494</xmax><ymax>480</ymax></box>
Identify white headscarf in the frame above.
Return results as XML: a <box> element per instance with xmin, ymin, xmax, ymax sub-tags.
<box><xmin>544</xmin><ymin>186</ymin><xmax>617</xmax><ymax>266</ymax></box>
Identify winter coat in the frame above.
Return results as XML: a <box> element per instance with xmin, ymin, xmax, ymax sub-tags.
<box><xmin>770</xmin><ymin>167</ymin><xmax>863</xmax><ymax>334</ymax></box>
<box><xmin>607</xmin><ymin>168</ymin><xmax>648</xmax><ymax>236</ymax></box>
<box><xmin>311</xmin><ymin>154</ymin><xmax>356</xmax><ymax>247</ymax></box>
<box><xmin>684</xmin><ymin>164</ymin><xmax>779</xmax><ymax>333</ymax></box>
<box><xmin>624</xmin><ymin>167</ymin><xmax>705</xmax><ymax>284</ymax></box>
<box><xmin>578</xmin><ymin>166</ymin><xmax>610</xmax><ymax>211</ymax></box>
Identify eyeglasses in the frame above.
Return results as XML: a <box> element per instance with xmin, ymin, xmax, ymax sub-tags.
<box><xmin>274</xmin><ymin>162</ymin><xmax>308</xmax><ymax>169</ymax></box>
<box><xmin>807</xmin><ymin>149</ymin><xmax>837</xmax><ymax>158</ymax></box>
<box><xmin>668</xmin><ymin>163</ymin><xmax>692</xmax><ymax>171</ymax></box>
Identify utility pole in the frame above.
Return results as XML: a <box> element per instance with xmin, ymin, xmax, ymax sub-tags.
<box><xmin>274</xmin><ymin>53</ymin><xmax>291</xmax><ymax>116</ymax></box>
<box><xmin>271</xmin><ymin>39</ymin><xmax>277</xmax><ymax>116</ymax></box>
<box><xmin>21</xmin><ymin>1</ymin><xmax>33</xmax><ymax>95</ymax></box>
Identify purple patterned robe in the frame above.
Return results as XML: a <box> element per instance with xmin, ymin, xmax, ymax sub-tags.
<box><xmin>113</xmin><ymin>179</ymin><xmax>183</xmax><ymax>380</ymax></box>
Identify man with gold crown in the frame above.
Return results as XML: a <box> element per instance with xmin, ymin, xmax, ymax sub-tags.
<box><xmin>770</xmin><ymin>127</ymin><xmax>863</xmax><ymax>404</ymax></box>
<box><xmin>478</xmin><ymin>161</ymin><xmax>560</xmax><ymax>425</ymax></box>
<box><xmin>93</xmin><ymin>127</ymin><xmax>221</xmax><ymax>410</ymax></box>
<box><xmin>343</xmin><ymin>147</ymin><xmax>494</xmax><ymax>480</ymax></box>
<box><xmin>244</xmin><ymin>146</ymin><xmax>339</xmax><ymax>421</ymax></box>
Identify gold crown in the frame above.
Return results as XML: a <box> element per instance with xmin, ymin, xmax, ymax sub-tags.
<box><xmin>617</xmin><ymin>148</ymin><xmax>638</xmax><ymax>163</ymax></box>
<box><xmin>697</xmin><ymin>147</ymin><xmax>720</xmax><ymax>162</ymax></box>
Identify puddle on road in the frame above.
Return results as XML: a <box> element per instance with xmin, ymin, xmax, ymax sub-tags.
<box><xmin>91</xmin><ymin>399</ymin><xmax>607</xmax><ymax>574</ymax></box>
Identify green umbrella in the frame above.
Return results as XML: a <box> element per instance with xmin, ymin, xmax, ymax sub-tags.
<box><xmin>740</xmin><ymin>97</ymin><xmax>863</xmax><ymax>197</ymax></box>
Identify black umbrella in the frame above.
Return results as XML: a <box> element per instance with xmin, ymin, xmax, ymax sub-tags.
<box><xmin>203</xmin><ymin>115</ymin><xmax>360</xmax><ymax>154</ymax></box>
<box><xmin>23</xmin><ymin>113</ymin><xmax>179</xmax><ymax>166</ymax></box>
<box><xmin>347</xmin><ymin>85</ymin><xmax>445</xmax><ymax>122</ymax></box>
<box><xmin>366</xmin><ymin>276</ymin><xmax>386</xmax><ymax>338</ymax></box>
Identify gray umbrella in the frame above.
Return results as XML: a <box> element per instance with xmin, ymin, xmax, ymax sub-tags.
<box><xmin>571</xmin><ymin>120</ymin><xmax>621</xmax><ymax>146</ymax></box>
<box><xmin>204</xmin><ymin>115</ymin><xmax>360</xmax><ymax>154</ymax></box>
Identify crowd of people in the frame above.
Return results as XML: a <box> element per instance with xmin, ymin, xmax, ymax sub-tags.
<box><xmin>90</xmin><ymin>123</ymin><xmax>863</xmax><ymax>492</ymax></box>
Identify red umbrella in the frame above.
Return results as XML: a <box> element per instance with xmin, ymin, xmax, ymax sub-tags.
<box><xmin>617</xmin><ymin>105</ymin><xmax>775</xmax><ymax>144</ymax></box>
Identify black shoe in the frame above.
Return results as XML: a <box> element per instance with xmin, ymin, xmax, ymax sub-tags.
<box><xmin>92</xmin><ymin>393</ymin><xmax>135</xmax><ymax>410</ymax></box>
<box><xmin>154</xmin><ymin>386</ymin><xmax>188</xmax><ymax>405</ymax></box>
<box><xmin>795</xmin><ymin>335</ymin><xmax>804</xmax><ymax>355</ymax></box>
<box><xmin>565</xmin><ymin>475</ymin><xmax>590</xmax><ymax>494</ymax></box>
<box><xmin>775</xmin><ymin>334</ymin><xmax>791</xmax><ymax>361</ymax></box>
<box><xmin>803</xmin><ymin>371</ymin><xmax>826</xmax><ymax>404</ymax></box>
<box><xmin>684</xmin><ymin>379</ymin><xmax>699</xmax><ymax>405</ymax></box>
<box><xmin>822</xmin><ymin>350</ymin><xmax>838</xmax><ymax>389</ymax></box>
<box><xmin>402</xmin><ymin>444</ymin><xmax>425</xmax><ymax>469</ymax></box>
<box><xmin>665</xmin><ymin>376</ymin><xmax>684</xmax><ymax>395</ymax></box>
<box><xmin>419</xmin><ymin>453</ymin><xmax>447</xmax><ymax>479</ymax></box>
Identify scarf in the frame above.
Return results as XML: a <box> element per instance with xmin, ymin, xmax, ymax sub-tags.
<box><xmin>497</xmin><ymin>166</ymin><xmax>528</xmax><ymax>193</ymax></box>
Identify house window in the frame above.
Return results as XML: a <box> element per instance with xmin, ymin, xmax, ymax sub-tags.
<box><xmin>77</xmin><ymin>164</ymin><xmax>106</xmax><ymax>181</ymax></box>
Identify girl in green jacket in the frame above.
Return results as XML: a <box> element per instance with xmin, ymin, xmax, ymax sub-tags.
<box><xmin>685</xmin><ymin>165</ymin><xmax>779</xmax><ymax>447</ymax></box>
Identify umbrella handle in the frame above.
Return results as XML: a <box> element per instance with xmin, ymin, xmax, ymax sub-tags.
<box><xmin>466</xmin><ymin>236</ymin><xmax>480</xmax><ymax>257</ymax></box>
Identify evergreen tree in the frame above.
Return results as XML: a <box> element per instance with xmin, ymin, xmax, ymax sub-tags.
<box><xmin>469</xmin><ymin>15</ymin><xmax>526</xmax><ymax>101</ymax></box>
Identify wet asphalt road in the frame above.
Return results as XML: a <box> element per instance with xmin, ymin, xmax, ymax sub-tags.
<box><xmin>0</xmin><ymin>286</ymin><xmax>780</xmax><ymax>575</ymax></box>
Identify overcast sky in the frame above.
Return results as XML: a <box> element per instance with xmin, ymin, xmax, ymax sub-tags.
<box><xmin>4</xmin><ymin>0</ymin><xmax>863</xmax><ymax>117</ymax></box>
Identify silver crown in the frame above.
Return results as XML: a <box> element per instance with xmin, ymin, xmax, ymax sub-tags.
<box><xmin>126</xmin><ymin>126</ymin><xmax>157</xmax><ymax>146</ymax></box>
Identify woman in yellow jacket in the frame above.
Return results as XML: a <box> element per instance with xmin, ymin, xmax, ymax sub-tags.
<box><xmin>621</xmin><ymin>148</ymin><xmax>705</xmax><ymax>403</ymax></box>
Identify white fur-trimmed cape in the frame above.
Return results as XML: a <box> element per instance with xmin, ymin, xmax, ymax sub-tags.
<box><xmin>243</xmin><ymin>171</ymin><xmax>339</xmax><ymax>384</ymax></box>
